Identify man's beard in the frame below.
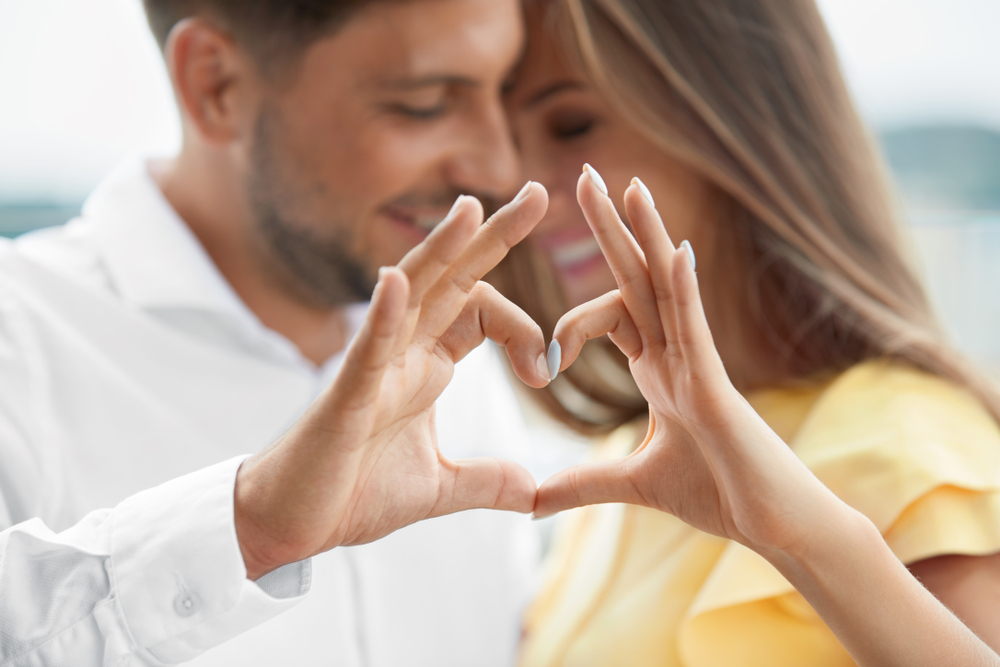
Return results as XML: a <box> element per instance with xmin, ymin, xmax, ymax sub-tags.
<box><xmin>246</xmin><ymin>110</ymin><xmax>376</xmax><ymax>308</ymax></box>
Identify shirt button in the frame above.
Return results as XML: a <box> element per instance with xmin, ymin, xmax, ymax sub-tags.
<box><xmin>173</xmin><ymin>591</ymin><xmax>201</xmax><ymax>617</ymax></box>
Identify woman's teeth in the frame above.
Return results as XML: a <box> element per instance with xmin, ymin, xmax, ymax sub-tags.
<box><xmin>551</xmin><ymin>236</ymin><xmax>602</xmax><ymax>269</ymax></box>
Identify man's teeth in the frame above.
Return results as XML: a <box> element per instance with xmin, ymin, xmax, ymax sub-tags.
<box><xmin>551</xmin><ymin>236</ymin><xmax>602</xmax><ymax>268</ymax></box>
<box><xmin>415</xmin><ymin>215</ymin><xmax>445</xmax><ymax>231</ymax></box>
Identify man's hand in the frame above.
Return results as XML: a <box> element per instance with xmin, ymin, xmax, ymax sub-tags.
<box><xmin>234</xmin><ymin>183</ymin><xmax>550</xmax><ymax>580</ymax></box>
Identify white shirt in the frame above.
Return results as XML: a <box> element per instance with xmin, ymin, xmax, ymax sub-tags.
<box><xmin>0</xmin><ymin>162</ymin><xmax>539</xmax><ymax>666</ymax></box>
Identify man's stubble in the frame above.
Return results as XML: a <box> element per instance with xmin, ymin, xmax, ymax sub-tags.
<box><xmin>246</xmin><ymin>107</ymin><xmax>377</xmax><ymax>308</ymax></box>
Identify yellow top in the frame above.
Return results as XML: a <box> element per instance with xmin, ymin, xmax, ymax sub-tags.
<box><xmin>520</xmin><ymin>361</ymin><xmax>1000</xmax><ymax>667</ymax></box>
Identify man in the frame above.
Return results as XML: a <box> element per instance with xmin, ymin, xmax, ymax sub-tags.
<box><xmin>0</xmin><ymin>1</ymin><xmax>551</xmax><ymax>664</ymax></box>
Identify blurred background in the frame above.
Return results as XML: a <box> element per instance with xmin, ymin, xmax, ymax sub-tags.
<box><xmin>0</xmin><ymin>0</ymin><xmax>998</xmax><ymax>384</ymax></box>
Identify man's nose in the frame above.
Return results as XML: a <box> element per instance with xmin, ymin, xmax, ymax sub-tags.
<box><xmin>444</xmin><ymin>103</ymin><xmax>521</xmax><ymax>203</ymax></box>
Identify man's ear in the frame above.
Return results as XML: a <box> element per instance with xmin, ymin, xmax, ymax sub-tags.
<box><xmin>165</xmin><ymin>18</ymin><xmax>257</xmax><ymax>145</ymax></box>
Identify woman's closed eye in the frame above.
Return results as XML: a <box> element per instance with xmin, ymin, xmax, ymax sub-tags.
<box><xmin>548</xmin><ymin>111</ymin><xmax>600</xmax><ymax>141</ymax></box>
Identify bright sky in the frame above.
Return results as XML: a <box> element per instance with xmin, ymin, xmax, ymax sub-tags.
<box><xmin>817</xmin><ymin>0</ymin><xmax>1000</xmax><ymax>130</ymax></box>
<box><xmin>0</xmin><ymin>0</ymin><xmax>178</xmax><ymax>200</ymax></box>
<box><xmin>0</xmin><ymin>0</ymin><xmax>998</xmax><ymax>201</ymax></box>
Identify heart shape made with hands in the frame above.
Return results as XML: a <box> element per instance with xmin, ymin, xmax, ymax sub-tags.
<box><xmin>235</xmin><ymin>169</ymin><xmax>835</xmax><ymax>581</ymax></box>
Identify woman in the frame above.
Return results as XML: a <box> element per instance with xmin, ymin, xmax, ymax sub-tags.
<box><xmin>492</xmin><ymin>0</ymin><xmax>1000</xmax><ymax>664</ymax></box>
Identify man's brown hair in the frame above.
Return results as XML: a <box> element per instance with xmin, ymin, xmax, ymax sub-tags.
<box><xmin>142</xmin><ymin>0</ymin><xmax>371</xmax><ymax>68</ymax></box>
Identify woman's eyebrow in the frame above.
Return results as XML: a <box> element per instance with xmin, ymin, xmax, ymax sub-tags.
<box><xmin>524</xmin><ymin>80</ymin><xmax>586</xmax><ymax>108</ymax></box>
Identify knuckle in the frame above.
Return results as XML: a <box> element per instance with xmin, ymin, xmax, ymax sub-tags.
<box><xmin>471</xmin><ymin>280</ymin><xmax>496</xmax><ymax>297</ymax></box>
<box><xmin>494</xmin><ymin>460</ymin><xmax>507</xmax><ymax>507</ymax></box>
<box><xmin>652</xmin><ymin>283</ymin><xmax>674</xmax><ymax>304</ymax></box>
<box><xmin>567</xmin><ymin>467</ymin><xmax>585</xmax><ymax>504</ymax></box>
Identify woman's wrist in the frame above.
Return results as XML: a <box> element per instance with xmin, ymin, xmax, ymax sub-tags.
<box><xmin>759</xmin><ymin>491</ymin><xmax>877</xmax><ymax>581</ymax></box>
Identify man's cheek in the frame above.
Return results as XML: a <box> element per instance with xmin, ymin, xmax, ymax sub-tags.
<box><xmin>375</xmin><ymin>130</ymin><xmax>455</xmax><ymax>179</ymax></box>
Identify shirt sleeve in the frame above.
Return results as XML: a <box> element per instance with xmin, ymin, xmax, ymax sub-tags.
<box><xmin>0</xmin><ymin>456</ymin><xmax>312</xmax><ymax>667</ymax></box>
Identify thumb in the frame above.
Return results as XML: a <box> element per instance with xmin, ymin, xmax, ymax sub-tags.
<box><xmin>432</xmin><ymin>457</ymin><xmax>537</xmax><ymax>516</ymax></box>
<box><xmin>533</xmin><ymin>459</ymin><xmax>649</xmax><ymax>518</ymax></box>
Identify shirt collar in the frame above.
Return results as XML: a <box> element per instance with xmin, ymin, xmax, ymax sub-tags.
<box><xmin>83</xmin><ymin>159</ymin><xmax>369</xmax><ymax>373</ymax></box>
<box><xmin>83</xmin><ymin>159</ymin><xmax>251</xmax><ymax>318</ymax></box>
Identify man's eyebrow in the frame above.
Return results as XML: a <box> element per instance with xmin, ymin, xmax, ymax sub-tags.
<box><xmin>378</xmin><ymin>75</ymin><xmax>481</xmax><ymax>90</ymax></box>
<box><xmin>524</xmin><ymin>80</ymin><xmax>586</xmax><ymax>109</ymax></box>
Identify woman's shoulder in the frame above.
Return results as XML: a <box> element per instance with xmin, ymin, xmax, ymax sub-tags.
<box><xmin>791</xmin><ymin>359</ymin><xmax>1000</xmax><ymax>540</ymax></box>
<box><xmin>795</xmin><ymin>359</ymin><xmax>1000</xmax><ymax>461</ymax></box>
<box><xmin>813</xmin><ymin>358</ymin><xmax>992</xmax><ymax>411</ymax></box>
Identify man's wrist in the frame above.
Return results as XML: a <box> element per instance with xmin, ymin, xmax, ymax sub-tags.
<box><xmin>110</xmin><ymin>456</ymin><xmax>313</xmax><ymax>662</ymax></box>
<box><xmin>234</xmin><ymin>458</ymin><xmax>283</xmax><ymax>581</ymax></box>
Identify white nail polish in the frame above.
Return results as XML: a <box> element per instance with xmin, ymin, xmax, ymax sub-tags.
<box><xmin>583</xmin><ymin>163</ymin><xmax>608</xmax><ymax>196</ymax></box>
<box><xmin>680</xmin><ymin>239</ymin><xmax>696</xmax><ymax>271</ymax></box>
<box><xmin>632</xmin><ymin>177</ymin><xmax>655</xmax><ymax>208</ymax></box>
<box><xmin>547</xmin><ymin>339</ymin><xmax>562</xmax><ymax>381</ymax></box>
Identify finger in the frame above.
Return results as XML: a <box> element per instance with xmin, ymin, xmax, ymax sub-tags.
<box><xmin>623</xmin><ymin>180</ymin><xmax>681</xmax><ymax>357</ymax></box>
<box><xmin>533</xmin><ymin>458</ymin><xmax>648</xmax><ymax>518</ymax></box>
<box><xmin>577</xmin><ymin>167</ymin><xmax>664</xmax><ymax>348</ymax></box>
<box><xmin>438</xmin><ymin>282</ymin><xmax>549</xmax><ymax>388</ymax></box>
<box><xmin>671</xmin><ymin>244</ymin><xmax>727</xmax><ymax>381</ymax></box>
<box><xmin>418</xmin><ymin>182</ymin><xmax>549</xmax><ymax>341</ymax></box>
<box><xmin>396</xmin><ymin>195</ymin><xmax>483</xmax><ymax>305</ymax></box>
<box><xmin>433</xmin><ymin>457</ymin><xmax>537</xmax><ymax>516</ymax></box>
<box><xmin>550</xmin><ymin>290</ymin><xmax>642</xmax><ymax>374</ymax></box>
<box><xmin>392</xmin><ymin>196</ymin><xmax>483</xmax><ymax>357</ymax></box>
<box><xmin>315</xmin><ymin>268</ymin><xmax>410</xmax><ymax>432</ymax></box>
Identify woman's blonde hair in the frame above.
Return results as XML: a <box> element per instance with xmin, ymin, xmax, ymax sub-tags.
<box><xmin>490</xmin><ymin>0</ymin><xmax>1000</xmax><ymax>434</ymax></box>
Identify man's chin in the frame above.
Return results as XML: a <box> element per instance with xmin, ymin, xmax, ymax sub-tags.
<box><xmin>251</xmin><ymin>218</ymin><xmax>377</xmax><ymax>309</ymax></box>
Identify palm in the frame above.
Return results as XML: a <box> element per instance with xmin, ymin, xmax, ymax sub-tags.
<box><xmin>611</xmin><ymin>344</ymin><xmax>739</xmax><ymax>539</ymax></box>
<box><xmin>333</xmin><ymin>348</ymin><xmax>459</xmax><ymax>546</ymax></box>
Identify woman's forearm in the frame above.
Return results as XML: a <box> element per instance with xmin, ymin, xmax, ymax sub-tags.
<box><xmin>766</xmin><ymin>502</ymin><xmax>999</xmax><ymax>667</ymax></box>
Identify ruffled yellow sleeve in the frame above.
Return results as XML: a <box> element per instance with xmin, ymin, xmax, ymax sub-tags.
<box><xmin>679</xmin><ymin>361</ymin><xmax>1000</xmax><ymax>667</ymax></box>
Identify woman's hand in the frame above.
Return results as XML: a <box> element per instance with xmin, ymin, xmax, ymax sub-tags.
<box><xmin>534</xmin><ymin>168</ymin><xmax>847</xmax><ymax>558</ymax></box>
<box><xmin>235</xmin><ymin>183</ymin><xmax>551</xmax><ymax>580</ymax></box>
<box><xmin>535</xmin><ymin>169</ymin><xmax>1000</xmax><ymax>667</ymax></box>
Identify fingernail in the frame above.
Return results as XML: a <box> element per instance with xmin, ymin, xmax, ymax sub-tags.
<box><xmin>536</xmin><ymin>352</ymin><xmax>549</xmax><ymax>382</ymax></box>
<box><xmin>445</xmin><ymin>195</ymin><xmax>465</xmax><ymax>220</ymax></box>
<box><xmin>583</xmin><ymin>163</ymin><xmax>608</xmax><ymax>196</ymax></box>
<box><xmin>531</xmin><ymin>514</ymin><xmax>547</xmax><ymax>522</ymax></box>
<box><xmin>680</xmin><ymin>239</ymin><xmax>696</xmax><ymax>271</ymax></box>
<box><xmin>513</xmin><ymin>181</ymin><xmax>533</xmax><ymax>203</ymax></box>
<box><xmin>547</xmin><ymin>339</ymin><xmax>562</xmax><ymax>381</ymax></box>
<box><xmin>632</xmin><ymin>177</ymin><xmax>655</xmax><ymax>208</ymax></box>
<box><xmin>378</xmin><ymin>266</ymin><xmax>388</xmax><ymax>280</ymax></box>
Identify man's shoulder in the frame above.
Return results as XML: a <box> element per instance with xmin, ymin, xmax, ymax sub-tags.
<box><xmin>1</xmin><ymin>161</ymin><xmax>170</xmax><ymax>298</ymax></box>
<box><xmin>4</xmin><ymin>218</ymin><xmax>115</xmax><ymax>295</ymax></box>
<box><xmin>0</xmin><ymin>221</ymin><xmax>128</xmax><ymax>360</ymax></box>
